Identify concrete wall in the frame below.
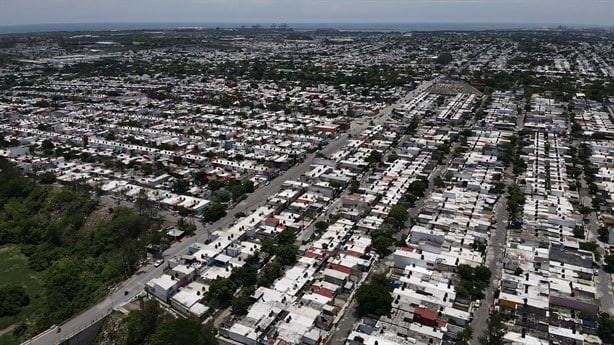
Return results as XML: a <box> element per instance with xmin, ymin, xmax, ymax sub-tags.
<box><xmin>58</xmin><ymin>317</ymin><xmax>106</xmax><ymax>345</ymax></box>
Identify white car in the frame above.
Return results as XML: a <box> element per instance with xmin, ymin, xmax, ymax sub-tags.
<box><xmin>154</xmin><ymin>258</ymin><xmax>164</xmax><ymax>267</ymax></box>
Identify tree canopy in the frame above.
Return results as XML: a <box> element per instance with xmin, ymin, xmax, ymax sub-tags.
<box><xmin>125</xmin><ymin>299</ymin><xmax>163</xmax><ymax>345</ymax></box>
<box><xmin>0</xmin><ymin>284</ymin><xmax>30</xmax><ymax>317</ymax></box>
<box><xmin>456</xmin><ymin>264</ymin><xmax>491</xmax><ymax>300</ymax></box>
<box><xmin>598</xmin><ymin>313</ymin><xmax>614</xmax><ymax>343</ymax></box>
<box><xmin>365</xmin><ymin>150</ymin><xmax>383</xmax><ymax>165</ymax></box>
<box><xmin>479</xmin><ymin>312</ymin><xmax>508</xmax><ymax>345</ymax></box>
<box><xmin>355</xmin><ymin>274</ymin><xmax>393</xmax><ymax>317</ymax></box>
<box><xmin>385</xmin><ymin>204</ymin><xmax>409</xmax><ymax>230</ymax></box>
<box><xmin>150</xmin><ymin>319</ymin><xmax>217</xmax><ymax>345</ymax></box>
<box><xmin>202</xmin><ymin>202</ymin><xmax>226</xmax><ymax>223</ymax></box>
<box><xmin>0</xmin><ymin>158</ymin><xmax>155</xmax><ymax>334</ymax></box>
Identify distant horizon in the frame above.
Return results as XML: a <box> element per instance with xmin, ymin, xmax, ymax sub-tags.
<box><xmin>0</xmin><ymin>21</ymin><xmax>612</xmax><ymax>35</ymax></box>
<box><xmin>3</xmin><ymin>0</ymin><xmax>611</xmax><ymax>32</ymax></box>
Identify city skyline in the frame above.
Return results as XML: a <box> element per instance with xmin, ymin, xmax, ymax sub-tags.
<box><xmin>1</xmin><ymin>0</ymin><xmax>612</xmax><ymax>27</ymax></box>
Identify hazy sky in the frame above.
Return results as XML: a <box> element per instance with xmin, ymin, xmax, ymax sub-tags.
<box><xmin>1</xmin><ymin>0</ymin><xmax>612</xmax><ymax>27</ymax></box>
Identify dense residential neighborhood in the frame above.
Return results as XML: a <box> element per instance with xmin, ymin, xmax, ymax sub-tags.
<box><xmin>0</xmin><ymin>27</ymin><xmax>613</xmax><ymax>345</ymax></box>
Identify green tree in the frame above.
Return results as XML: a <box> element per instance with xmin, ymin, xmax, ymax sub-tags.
<box><xmin>39</xmin><ymin>171</ymin><xmax>56</xmax><ymax>184</ymax></box>
<box><xmin>150</xmin><ymin>319</ymin><xmax>217</xmax><ymax>345</ymax></box>
<box><xmin>457</xmin><ymin>325</ymin><xmax>473</xmax><ymax>345</ymax></box>
<box><xmin>456</xmin><ymin>264</ymin><xmax>491</xmax><ymax>300</ymax></box>
<box><xmin>593</xmin><ymin>196</ymin><xmax>605</xmax><ymax>210</ymax></box>
<box><xmin>257</xmin><ymin>259</ymin><xmax>282</xmax><ymax>287</ymax></box>
<box><xmin>434</xmin><ymin>176</ymin><xmax>445</xmax><ymax>188</ymax></box>
<box><xmin>457</xmin><ymin>264</ymin><xmax>475</xmax><ymax>281</ymax></box>
<box><xmin>371</xmin><ymin>230</ymin><xmax>395</xmax><ymax>256</ymax></box>
<box><xmin>193</xmin><ymin>170</ymin><xmax>208</xmax><ymax>186</ymax></box>
<box><xmin>407</xmin><ymin>179</ymin><xmax>428</xmax><ymax>198</ymax></box>
<box><xmin>479</xmin><ymin>312</ymin><xmax>507</xmax><ymax>345</ymax></box>
<box><xmin>242</xmin><ymin>180</ymin><xmax>255</xmax><ymax>193</ymax></box>
<box><xmin>207</xmin><ymin>179</ymin><xmax>224</xmax><ymax>192</ymax></box>
<box><xmin>474</xmin><ymin>265</ymin><xmax>492</xmax><ymax>283</ymax></box>
<box><xmin>492</xmin><ymin>182</ymin><xmax>506</xmax><ymax>194</ymax></box>
<box><xmin>202</xmin><ymin>203</ymin><xmax>226</xmax><ymax>223</ymax></box>
<box><xmin>41</xmin><ymin>139</ymin><xmax>55</xmax><ymax>150</ymax></box>
<box><xmin>315</xmin><ymin>221</ymin><xmax>330</xmax><ymax>232</ymax></box>
<box><xmin>43</xmin><ymin>256</ymin><xmax>98</xmax><ymax>322</ymax></box>
<box><xmin>260</xmin><ymin>238</ymin><xmax>276</xmax><ymax>256</ymax></box>
<box><xmin>407</xmin><ymin>119</ymin><xmax>419</xmax><ymax>133</ymax></box>
<box><xmin>348</xmin><ymin>179</ymin><xmax>360</xmax><ymax>194</ymax></box>
<box><xmin>229</xmin><ymin>261</ymin><xmax>258</xmax><ymax>288</ymax></box>
<box><xmin>598</xmin><ymin>313</ymin><xmax>614</xmax><ymax>343</ymax></box>
<box><xmin>588</xmin><ymin>183</ymin><xmax>599</xmax><ymax>195</ymax></box>
<box><xmin>0</xmin><ymin>284</ymin><xmax>30</xmax><ymax>316</ymax></box>
<box><xmin>387</xmin><ymin>204</ymin><xmax>409</xmax><ymax>230</ymax></box>
<box><xmin>125</xmin><ymin>299</ymin><xmax>162</xmax><ymax>345</ymax></box>
<box><xmin>227</xmin><ymin>179</ymin><xmax>247</xmax><ymax>199</ymax></box>
<box><xmin>598</xmin><ymin>227</ymin><xmax>610</xmax><ymax>242</ymax></box>
<box><xmin>34</xmin><ymin>99</ymin><xmax>50</xmax><ymax>108</ymax></box>
<box><xmin>276</xmin><ymin>244</ymin><xmax>298</xmax><ymax>266</ymax></box>
<box><xmin>436</xmin><ymin>52</ymin><xmax>453</xmax><ymax>65</ymax></box>
<box><xmin>212</xmin><ymin>190</ymin><xmax>231</xmax><ymax>203</ymax></box>
<box><xmin>387</xmin><ymin>152</ymin><xmax>399</xmax><ymax>163</ymax></box>
<box><xmin>507</xmin><ymin>183</ymin><xmax>526</xmax><ymax>222</ymax></box>
<box><xmin>178</xmin><ymin>217</ymin><xmax>197</xmax><ymax>236</ymax></box>
<box><xmin>209</xmin><ymin>277</ymin><xmax>236</xmax><ymax>308</ymax></box>
<box><xmin>405</xmin><ymin>193</ymin><xmax>418</xmax><ymax>205</ymax></box>
<box><xmin>231</xmin><ymin>287</ymin><xmax>255</xmax><ymax>316</ymax></box>
<box><xmin>277</xmin><ymin>228</ymin><xmax>296</xmax><ymax>246</ymax></box>
<box><xmin>178</xmin><ymin>206</ymin><xmax>189</xmax><ymax>217</ymax></box>
<box><xmin>580</xmin><ymin>206</ymin><xmax>593</xmax><ymax>216</ymax></box>
<box><xmin>0</xmin><ymin>158</ymin><xmax>153</xmax><ymax>332</ymax></box>
<box><xmin>365</xmin><ymin>150</ymin><xmax>383</xmax><ymax>165</ymax></box>
<box><xmin>355</xmin><ymin>274</ymin><xmax>393</xmax><ymax>317</ymax></box>
<box><xmin>580</xmin><ymin>241</ymin><xmax>601</xmax><ymax>261</ymax></box>
<box><xmin>172</xmin><ymin>178</ymin><xmax>190</xmax><ymax>194</ymax></box>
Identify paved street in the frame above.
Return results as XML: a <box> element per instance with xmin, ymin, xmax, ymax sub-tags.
<box><xmin>577</xmin><ymin>169</ymin><xmax>614</xmax><ymax>314</ymax></box>
<box><xmin>471</xmin><ymin>192</ymin><xmax>509</xmax><ymax>344</ymax></box>
<box><xmin>470</xmin><ymin>104</ymin><xmax>523</xmax><ymax>341</ymax></box>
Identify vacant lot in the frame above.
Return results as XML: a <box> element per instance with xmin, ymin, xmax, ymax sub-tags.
<box><xmin>0</xmin><ymin>245</ymin><xmax>45</xmax><ymax>344</ymax></box>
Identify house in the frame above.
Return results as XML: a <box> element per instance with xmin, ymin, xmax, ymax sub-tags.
<box><xmin>169</xmin><ymin>264</ymin><xmax>196</xmax><ymax>287</ymax></box>
<box><xmin>146</xmin><ymin>274</ymin><xmax>179</xmax><ymax>303</ymax></box>
<box><xmin>170</xmin><ymin>281</ymin><xmax>209</xmax><ymax>319</ymax></box>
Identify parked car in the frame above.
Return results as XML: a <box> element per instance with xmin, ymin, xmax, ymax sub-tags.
<box><xmin>154</xmin><ymin>258</ymin><xmax>164</xmax><ymax>267</ymax></box>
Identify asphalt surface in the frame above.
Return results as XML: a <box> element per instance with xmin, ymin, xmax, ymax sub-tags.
<box><xmin>471</xmin><ymin>192</ymin><xmax>509</xmax><ymax>344</ymax></box>
<box><xmin>470</xmin><ymin>106</ymin><xmax>524</xmax><ymax>341</ymax></box>
<box><xmin>577</xmin><ymin>168</ymin><xmax>614</xmax><ymax>314</ymax></box>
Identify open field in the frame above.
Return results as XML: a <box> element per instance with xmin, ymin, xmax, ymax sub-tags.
<box><xmin>0</xmin><ymin>245</ymin><xmax>45</xmax><ymax>345</ymax></box>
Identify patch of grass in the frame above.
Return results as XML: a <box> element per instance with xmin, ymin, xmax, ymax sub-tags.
<box><xmin>0</xmin><ymin>333</ymin><xmax>19</xmax><ymax>345</ymax></box>
<box><xmin>0</xmin><ymin>245</ymin><xmax>45</xmax><ymax>337</ymax></box>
